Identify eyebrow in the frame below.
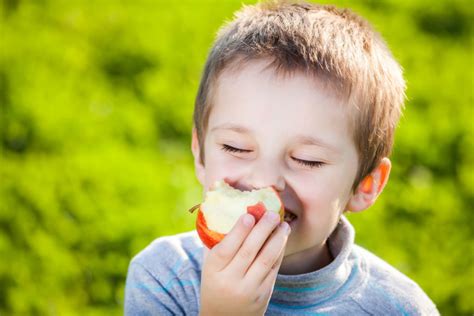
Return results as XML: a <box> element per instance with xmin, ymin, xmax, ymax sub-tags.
<box><xmin>293</xmin><ymin>135</ymin><xmax>337</xmax><ymax>151</ymax></box>
<box><xmin>210</xmin><ymin>123</ymin><xmax>252</xmax><ymax>134</ymax></box>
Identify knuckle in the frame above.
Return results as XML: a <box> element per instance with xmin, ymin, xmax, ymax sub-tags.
<box><xmin>216</xmin><ymin>280</ymin><xmax>230</xmax><ymax>293</ymax></box>
<box><xmin>254</xmin><ymin>291</ymin><xmax>269</xmax><ymax>304</ymax></box>
<box><xmin>234</xmin><ymin>286</ymin><xmax>247</xmax><ymax>298</ymax></box>
<box><xmin>210</xmin><ymin>274</ymin><xmax>232</xmax><ymax>292</ymax></box>
<box><xmin>271</xmin><ymin>259</ymin><xmax>280</xmax><ymax>270</ymax></box>
<box><xmin>238</xmin><ymin>246</ymin><xmax>254</xmax><ymax>260</ymax></box>
<box><xmin>259</xmin><ymin>255</ymin><xmax>275</xmax><ymax>270</ymax></box>
<box><xmin>213</xmin><ymin>243</ymin><xmax>231</xmax><ymax>260</ymax></box>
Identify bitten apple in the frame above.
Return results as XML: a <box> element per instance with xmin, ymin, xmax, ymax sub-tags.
<box><xmin>189</xmin><ymin>180</ymin><xmax>284</xmax><ymax>249</ymax></box>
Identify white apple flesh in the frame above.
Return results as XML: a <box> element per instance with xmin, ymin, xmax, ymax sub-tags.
<box><xmin>191</xmin><ymin>180</ymin><xmax>284</xmax><ymax>248</ymax></box>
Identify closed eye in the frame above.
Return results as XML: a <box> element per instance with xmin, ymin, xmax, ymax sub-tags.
<box><xmin>292</xmin><ymin>157</ymin><xmax>324</xmax><ymax>169</ymax></box>
<box><xmin>222</xmin><ymin>144</ymin><xmax>324</xmax><ymax>168</ymax></box>
<box><xmin>221</xmin><ymin>144</ymin><xmax>252</xmax><ymax>153</ymax></box>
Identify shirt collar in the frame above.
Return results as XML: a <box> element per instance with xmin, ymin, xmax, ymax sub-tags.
<box><xmin>271</xmin><ymin>215</ymin><xmax>356</xmax><ymax>306</ymax></box>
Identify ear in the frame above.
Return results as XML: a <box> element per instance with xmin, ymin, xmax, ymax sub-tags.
<box><xmin>191</xmin><ymin>128</ymin><xmax>206</xmax><ymax>186</ymax></box>
<box><xmin>346</xmin><ymin>157</ymin><xmax>391</xmax><ymax>213</ymax></box>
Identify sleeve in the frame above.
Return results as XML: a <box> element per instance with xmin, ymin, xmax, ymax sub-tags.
<box><xmin>124</xmin><ymin>261</ymin><xmax>186</xmax><ymax>316</ymax></box>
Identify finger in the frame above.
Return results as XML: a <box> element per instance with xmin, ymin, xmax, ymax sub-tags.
<box><xmin>258</xmin><ymin>244</ymin><xmax>285</xmax><ymax>295</ymax></box>
<box><xmin>252</xmin><ymin>249</ymin><xmax>284</xmax><ymax>309</ymax></box>
<box><xmin>246</xmin><ymin>221</ymin><xmax>290</xmax><ymax>286</ymax></box>
<box><xmin>227</xmin><ymin>211</ymin><xmax>282</xmax><ymax>276</ymax></box>
<box><xmin>207</xmin><ymin>213</ymin><xmax>255</xmax><ymax>271</ymax></box>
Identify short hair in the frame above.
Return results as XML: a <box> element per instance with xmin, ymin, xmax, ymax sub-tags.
<box><xmin>193</xmin><ymin>0</ymin><xmax>406</xmax><ymax>190</ymax></box>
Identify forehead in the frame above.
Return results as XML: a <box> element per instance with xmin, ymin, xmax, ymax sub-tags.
<box><xmin>208</xmin><ymin>59</ymin><xmax>354</xmax><ymax>147</ymax></box>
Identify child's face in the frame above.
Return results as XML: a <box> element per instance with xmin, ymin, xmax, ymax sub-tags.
<box><xmin>192</xmin><ymin>59</ymin><xmax>359</xmax><ymax>271</ymax></box>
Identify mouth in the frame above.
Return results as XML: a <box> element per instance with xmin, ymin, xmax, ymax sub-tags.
<box><xmin>284</xmin><ymin>208</ymin><xmax>298</xmax><ymax>226</ymax></box>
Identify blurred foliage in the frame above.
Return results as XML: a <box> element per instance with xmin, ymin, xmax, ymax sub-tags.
<box><xmin>0</xmin><ymin>0</ymin><xmax>472</xmax><ymax>315</ymax></box>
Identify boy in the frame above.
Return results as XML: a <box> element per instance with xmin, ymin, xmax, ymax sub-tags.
<box><xmin>125</xmin><ymin>1</ymin><xmax>439</xmax><ymax>315</ymax></box>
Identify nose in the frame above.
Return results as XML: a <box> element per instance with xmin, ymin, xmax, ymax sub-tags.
<box><xmin>245</xmin><ymin>160</ymin><xmax>286</xmax><ymax>192</ymax></box>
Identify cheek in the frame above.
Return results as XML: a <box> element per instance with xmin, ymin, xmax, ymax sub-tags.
<box><xmin>203</xmin><ymin>148</ymin><xmax>247</xmax><ymax>190</ymax></box>
<box><xmin>297</xmin><ymin>179</ymin><xmax>343</xmax><ymax>237</ymax></box>
<box><xmin>297</xmin><ymin>169</ymin><xmax>353</xmax><ymax>214</ymax></box>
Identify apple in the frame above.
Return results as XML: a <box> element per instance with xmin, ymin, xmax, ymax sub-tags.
<box><xmin>189</xmin><ymin>180</ymin><xmax>284</xmax><ymax>249</ymax></box>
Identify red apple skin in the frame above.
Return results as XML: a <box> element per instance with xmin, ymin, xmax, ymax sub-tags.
<box><xmin>196</xmin><ymin>209</ymin><xmax>225</xmax><ymax>249</ymax></box>
<box><xmin>247</xmin><ymin>202</ymin><xmax>266</xmax><ymax>221</ymax></box>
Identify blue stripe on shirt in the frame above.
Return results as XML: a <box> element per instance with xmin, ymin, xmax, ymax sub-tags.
<box><xmin>269</xmin><ymin>252</ymin><xmax>360</xmax><ymax>311</ymax></box>
<box><xmin>274</xmin><ymin>282</ymin><xmax>333</xmax><ymax>293</ymax></box>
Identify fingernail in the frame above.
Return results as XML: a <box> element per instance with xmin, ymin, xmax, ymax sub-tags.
<box><xmin>266</xmin><ymin>211</ymin><xmax>279</xmax><ymax>223</ymax></box>
<box><xmin>242</xmin><ymin>214</ymin><xmax>255</xmax><ymax>227</ymax></box>
<box><xmin>281</xmin><ymin>222</ymin><xmax>291</xmax><ymax>234</ymax></box>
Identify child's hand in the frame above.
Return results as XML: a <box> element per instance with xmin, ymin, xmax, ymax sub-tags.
<box><xmin>199</xmin><ymin>211</ymin><xmax>291</xmax><ymax>316</ymax></box>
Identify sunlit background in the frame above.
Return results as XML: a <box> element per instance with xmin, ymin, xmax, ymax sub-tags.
<box><xmin>0</xmin><ymin>0</ymin><xmax>472</xmax><ymax>314</ymax></box>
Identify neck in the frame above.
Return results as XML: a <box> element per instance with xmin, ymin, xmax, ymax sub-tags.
<box><xmin>279</xmin><ymin>241</ymin><xmax>333</xmax><ymax>275</ymax></box>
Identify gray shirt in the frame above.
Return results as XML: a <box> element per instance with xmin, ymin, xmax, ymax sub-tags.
<box><xmin>124</xmin><ymin>216</ymin><xmax>439</xmax><ymax>315</ymax></box>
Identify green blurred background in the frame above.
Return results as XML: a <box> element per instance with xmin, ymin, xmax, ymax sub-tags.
<box><xmin>0</xmin><ymin>0</ymin><xmax>472</xmax><ymax>314</ymax></box>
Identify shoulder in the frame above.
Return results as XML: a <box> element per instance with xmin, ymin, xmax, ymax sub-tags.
<box><xmin>350</xmin><ymin>245</ymin><xmax>439</xmax><ymax>315</ymax></box>
<box><xmin>124</xmin><ymin>231</ymin><xmax>204</xmax><ymax>315</ymax></box>
<box><xmin>130</xmin><ymin>230</ymin><xmax>204</xmax><ymax>279</ymax></box>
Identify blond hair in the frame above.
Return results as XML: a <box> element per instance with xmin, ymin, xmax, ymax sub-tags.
<box><xmin>193</xmin><ymin>1</ymin><xmax>406</xmax><ymax>190</ymax></box>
